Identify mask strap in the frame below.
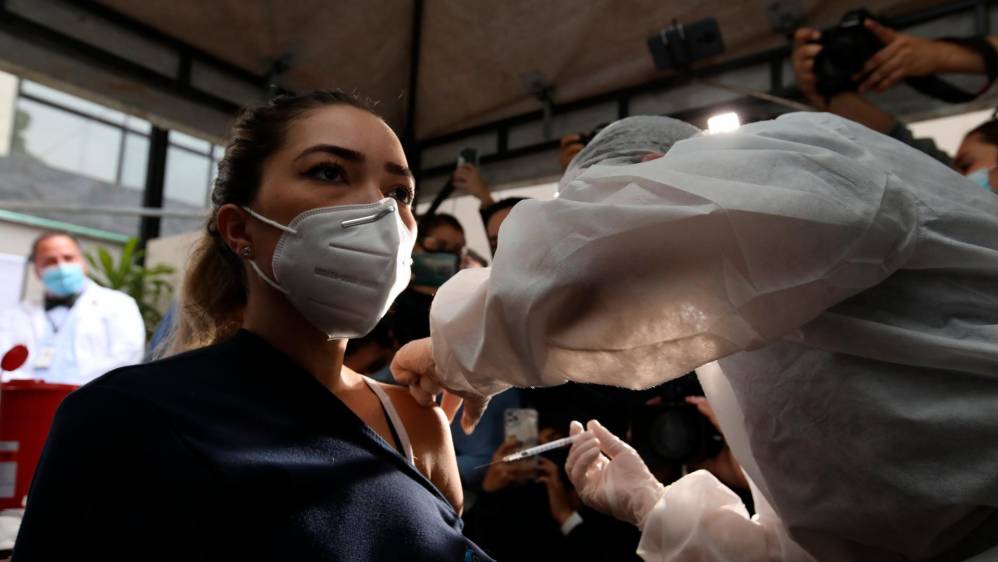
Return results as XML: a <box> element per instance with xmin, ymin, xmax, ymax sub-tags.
<box><xmin>242</xmin><ymin>206</ymin><xmax>298</xmax><ymax>235</ymax></box>
<box><xmin>245</xmin><ymin>258</ymin><xmax>289</xmax><ymax>295</ymax></box>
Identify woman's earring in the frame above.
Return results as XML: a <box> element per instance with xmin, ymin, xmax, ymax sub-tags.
<box><xmin>240</xmin><ymin>247</ymin><xmax>252</xmax><ymax>258</ymax></box>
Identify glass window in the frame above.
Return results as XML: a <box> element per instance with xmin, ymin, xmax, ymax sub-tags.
<box><xmin>164</xmin><ymin>146</ymin><xmax>211</xmax><ymax>207</ymax></box>
<box><xmin>14</xmin><ymin>98</ymin><xmax>122</xmax><ymax>184</ymax></box>
<box><xmin>170</xmin><ymin>130</ymin><xmax>211</xmax><ymax>153</ymax></box>
<box><xmin>123</xmin><ymin>116</ymin><xmax>151</xmax><ymax>134</ymax></box>
<box><xmin>20</xmin><ymin>80</ymin><xmax>127</xmax><ymax>125</ymax></box>
<box><xmin>119</xmin><ymin>133</ymin><xmax>148</xmax><ymax>190</ymax></box>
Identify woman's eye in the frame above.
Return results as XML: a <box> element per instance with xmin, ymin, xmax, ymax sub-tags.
<box><xmin>388</xmin><ymin>185</ymin><xmax>415</xmax><ymax>206</ymax></box>
<box><xmin>306</xmin><ymin>163</ymin><xmax>347</xmax><ymax>183</ymax></box>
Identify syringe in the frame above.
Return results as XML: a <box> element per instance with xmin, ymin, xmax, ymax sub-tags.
<box><xmin>500</xmin><ymin>435</ymin><xmax>578</xmax><ymax>463</ymax></box>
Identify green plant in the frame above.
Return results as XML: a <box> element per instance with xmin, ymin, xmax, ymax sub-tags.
<box><xmin>85</xmin><ymin>238</ymin><xmax>175</xmax><ymax>338</ymax></box>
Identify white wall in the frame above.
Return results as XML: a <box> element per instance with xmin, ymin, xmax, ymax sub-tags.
<box><xmin>145</xmin><ymin>230</ymin><xmax>199</xmax><ymax>310</ymax></box>
<box><xmin>0</xmin><ymin>70</ymin><xmax>16</xmax><ymax>156</ymax></box>
<box><xmin>909</xmin><ymin>109</ymin><xmax>994</xmax><ymax>158</ymax></box>
<box><xmin>418</xmin><ymin>182</ymin><xmax>559</xmax><ymax>260</ymax></box>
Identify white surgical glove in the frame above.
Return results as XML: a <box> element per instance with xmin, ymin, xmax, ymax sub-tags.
<box><xmin>566</xmin><ymin>419</ymin><xmax>667</xmax><ymax>527</ymax></box>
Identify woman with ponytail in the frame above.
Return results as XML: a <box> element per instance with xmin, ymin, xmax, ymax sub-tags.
<box><xmin>14</xmin><ymin>91</ymin><xmax>491</xmax><ymax>562</ymax></box>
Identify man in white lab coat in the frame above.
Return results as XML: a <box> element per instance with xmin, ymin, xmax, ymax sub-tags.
<box><xmin>0</xmin><ymin>232</ymin><xmax>145</xmax><ymax>385</ymax></box>
<box><xmin>393</xmin><ymin>113</ymin><xmax>998</xmax><ymax>561</ymax></box>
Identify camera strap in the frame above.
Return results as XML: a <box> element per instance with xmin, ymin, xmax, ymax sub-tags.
<box><xmin>905</xmin><ymin>36</ymin><xmax>998</xmax><ymax>104</ymax></box>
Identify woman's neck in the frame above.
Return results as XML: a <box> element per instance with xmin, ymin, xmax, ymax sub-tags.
<box><xmin>242</xmin><ymin>289</ymin><xmax>351</xmax><ymax>395</ymax></box>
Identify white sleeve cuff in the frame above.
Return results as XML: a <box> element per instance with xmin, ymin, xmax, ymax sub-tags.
<box><xmin>560</xmin><ymin>511</ymin><xmax>584</xmax><ymax>535</ymax></box>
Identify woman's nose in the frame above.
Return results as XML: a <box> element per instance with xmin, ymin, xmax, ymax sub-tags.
<box><xmin>359</xmin><ymin>179</ymin><xmax>384</xmax><ymax>204</ymax></box>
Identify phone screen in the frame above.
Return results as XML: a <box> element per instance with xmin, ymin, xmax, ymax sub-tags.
<box><xmin>504</xmin><ymin>408</ymin><xmax>539</xmax><ymax>448</ymax></box>
<box><xmin>457</xmin><ymin>147</ymin><xmax>480</xmax><ymax>168</ymax></box>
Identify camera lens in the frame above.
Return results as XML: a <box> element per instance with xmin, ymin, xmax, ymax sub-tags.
<box><xmin>649</xmin><ymin>409</ymin><xmax>696</xmax><ymax>461</ymax></box>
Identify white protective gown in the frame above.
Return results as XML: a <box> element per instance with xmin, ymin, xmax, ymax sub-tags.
<box><xmin>429</xmin><ymin>113</ymin><xmax>998</xmax><ymax>561</ymax></box>
<box><xmin>0</xmin><ymin>281</ymin><xmax>145</xmax><ymax>385</ymax></box>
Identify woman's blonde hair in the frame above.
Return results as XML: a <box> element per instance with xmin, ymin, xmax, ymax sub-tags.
<box><xmin>157</xmin><ymin>91</ymin><xmax>374</xmax><ymax>358</ymax></box>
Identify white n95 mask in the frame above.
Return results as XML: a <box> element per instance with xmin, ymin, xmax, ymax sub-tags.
<box><xmin>242</xmin><ymin>198</ymin><xmax>415</xmax><ymax>340</ymax></box>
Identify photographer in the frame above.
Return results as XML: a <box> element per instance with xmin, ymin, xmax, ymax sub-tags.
<box><xmin>451</xmin><ymin>164</ymin><xmax>532</xmax><ymax>256</ymax></box>
<box><xmin>792</xmin><ymin>18</ymin><xmax>998</xmax><ymax>170</ymax></box>
<box><xmin>632</xmin><ymin>375</ymin><xmax>750</xmax><ymax>506</ymax></box>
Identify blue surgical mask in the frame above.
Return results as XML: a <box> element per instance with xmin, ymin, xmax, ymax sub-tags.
<box><xmin>965</xmin><ymin>167</ymin><xmax>995</xmax><ymax>192</ymax></box>
<box><xmin>41</xmin><ymin>263</ymin><xmax>87</xmax><ymax>297</ymax></box>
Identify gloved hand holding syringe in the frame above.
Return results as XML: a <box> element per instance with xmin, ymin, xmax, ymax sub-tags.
<box><xmin>477</xmin><ymin>434</ymin><xmax>583</xmax><ymax>468</ymax></box>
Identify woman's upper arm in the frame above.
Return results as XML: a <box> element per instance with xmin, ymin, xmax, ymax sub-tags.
<box><xmin>425</xmin><ymin>405</ymin><xmax>464</xmax><ymax>514</ymax></box>
<box><xmin>390</xmin><ymin>387</ymin><xmax>464</xmax><ymax>513</ymax></box>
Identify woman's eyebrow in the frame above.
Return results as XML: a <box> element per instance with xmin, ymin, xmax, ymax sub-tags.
<box><xmin>386</xmin><ymin>162</ymin><xmax>413</xmax><ymax>178</ymax></box>
<box><xmin>295</xmin><ymin>144</ymin><xmax>365</xmax><ymax>162</ymax></box>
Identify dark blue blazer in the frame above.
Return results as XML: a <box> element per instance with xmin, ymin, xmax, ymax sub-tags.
<box><xmin>13</xmin><ymin>330</ymin><xmax>492</xmax><ymax>561</ymax></box>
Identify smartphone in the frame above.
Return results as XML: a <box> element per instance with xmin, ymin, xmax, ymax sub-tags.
<box><xmin>504</xmin><ymin>408</ymin><xmax>539</xmax><ymax>448</ymax></box>
<box><xmin>457</xmin><ymin>147</ymin><xmax>480</xmax><ymax>168</ymax></box>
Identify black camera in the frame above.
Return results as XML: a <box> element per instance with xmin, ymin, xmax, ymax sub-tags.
<box><xmin>813</xmin><ymin>9</ymin><xmax>883</xmax><ymax>97</ymax></box>
<box><xmin>630</xmin><ymin>374</ymin><xmax>724</xmax><ymax>467</ymax></box>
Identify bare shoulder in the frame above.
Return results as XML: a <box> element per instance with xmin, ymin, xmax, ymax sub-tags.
<box><xmin>377</xmin><ymin>382</ymin><xmax>451</xmax><ymax>450</ymax></box>
<box><xmin>375</xmin><ymin>381</ymin><xmax>463</xmax><ymax>512</ymax></box>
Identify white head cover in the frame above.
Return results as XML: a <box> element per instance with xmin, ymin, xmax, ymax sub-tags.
<box><xmin>559</xmin><ymin>115</ymin><xmax>701</xmax><ymax>193</ymax></box>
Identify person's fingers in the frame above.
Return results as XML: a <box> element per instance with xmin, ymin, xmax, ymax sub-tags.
<box><xmin>517</xmin><ymin>459</ymin><xmax>542</xmax><ymax>475</ymax></box>
<box><xmin>871</xmin><ymin>53</ymin><xmax>905</xmax><ymax>80</ymax></box>
<box><xmin>793</xmin><ymin>27</ymin><xmax>820</xmax><ymax>47</ymax></box>
<box><xmin>496</xmin><ymin>438</ymin><xmax>522</xmax><ymax>457</ymax></box>
<box><xmin>876</xmin><ymin>68</ymin><xmax>907</xmax><ymax>92</ymax></box>
<box><xmin>864</xmin><ymin>19</ymin><xmax>898</xmax><ymax>45</ymax></box>
<box><xmin>587</xmin><ymin>419</ymin><xmax>632</xmax><ymax>459</ymax></box>
<box><xmin>419</xmin><ymin>373</ymin><xmax>443</xmax><ymax>397</ymax></box>
<box><xmin>859</xmin><ymin>41</ymin><xmax>905</xmax><ymax>83</ymax></box>
<box><xmin>870</xmin><ymin>56</ymin><xmax>907</xmax><ymax>91</ymax></box>
<box><xmin>569</xmin><ymin>420</ymin><xmax>584</xmax><ymax>436</ymax></box>
<box><xmin>491</xmin><ymin>465</ymin><xmax>509</xmax><ymax>484</ymax></box>
<box><xmin>390</xmin><ymin>338</ymin><xmax>434</xmax><ymax>386</ymax></box>
<box><xmin>460</xmin><ymin>394</ymin><xmax>490</xmax><ymax>435</ymax></box>
<box><xmin>536</xmin><ymin>457</ymin><xmax>557</xmax><ymax>475</ymax></box>
<box><xmin>390</xmin><ymin>365</ymin><xmax>416</xmax><ymax>387</ymax></box>
<box><xmin>792</xmin><ymin>45</ymin><xmax>822</xmax><ymax>74</ymax></box>
<box><xmin>793</xmin><ymin>44</ymin><xmax>822</xmax><ymax>88</ymax></box>
<box><xmin>440</xmin><ymin>391</ymin><xmax>463</xmax><ymax>423</ymax></box>
<box><xmin>566</xmin><ymin>431</ymin><xmax>598</xmax><ymax>467</ymax></box>
<box><xmin>565</xmin><ymin>437</ymin><xmax>599</xmax><ymax>474</ymax></box>
<box><xmin>684</xmin><ymin>396</ymin><xmax>719</xmax><ymax>428</ymax></box>
<box><xmin>565</xmin><ymin>434</ymin><xmax>599</xmax><ymax>470</ymax></box>
<box><xmin>569</xmin><ymin>446</ymin><xmax>604</xmax><ymax>488</ymax></box>
<box><xmin>797</xmin><ymin>44</ymin><xmax>822</xmax><ymax>61</ymax></box>
<box><xmin>408</xmin><ymin>384</ymin><xmax>434</xmax><ymax>407</ymax></box>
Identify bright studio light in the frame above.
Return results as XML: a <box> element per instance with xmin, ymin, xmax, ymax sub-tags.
<box><xmin>707</xmin><ymin>112</ymin><xmax>741</xmax><ymax>134</ymax></box>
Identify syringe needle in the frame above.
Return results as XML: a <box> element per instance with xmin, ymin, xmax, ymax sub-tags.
<box><xmin>500</xmin><ymin>435</ymin><xmax>578</xmax><ymax>463</ymax></box>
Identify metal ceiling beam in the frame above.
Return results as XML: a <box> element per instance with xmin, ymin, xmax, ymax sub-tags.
<box><xmin>414</xmin><ymin>0</ymin><xmax>994</xmax><ymax>182</ymax></box>
<box><xmin>404</xmin><ymin>0</ymin><xmax>425</xmax><ymax>201</ymax></box>
<box><xmin>403</xmin><ymin>0</ymin><xmax>425</xmax><ymax>153</ymax></box>
<box><xmin>0</xmin><ymin>0</ymin><xmax>269</xmax><ymax>116</ymax></box>
<box><xmin>63</xmin><ymin>0</ymin><xmax>267</xmax><ymax>88</ymax></box>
